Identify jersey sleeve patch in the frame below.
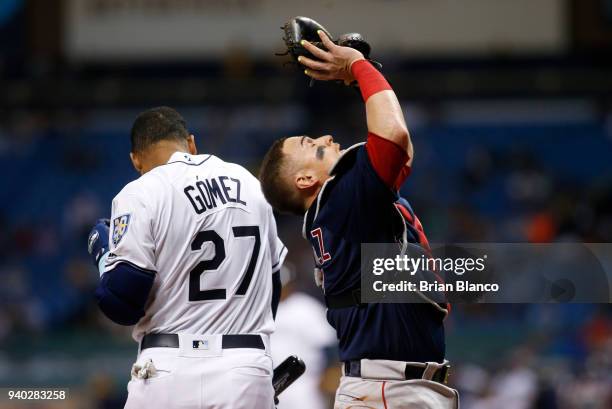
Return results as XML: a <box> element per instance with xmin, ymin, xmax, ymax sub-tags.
<box><xmin>112</xmin><ymin>214</ymin><xmax>131</xmax><ymax>247</ymax></box>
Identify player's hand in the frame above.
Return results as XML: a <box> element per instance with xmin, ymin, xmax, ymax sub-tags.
<box><xmin>88</xmin><ymin>218</ymin><xmax>110</xmax><ymax>267</ymax></box>
<box><xmin>299</xmin><ymin>30</ymin><xmax>365</xmax><ymax>85</ymax></box>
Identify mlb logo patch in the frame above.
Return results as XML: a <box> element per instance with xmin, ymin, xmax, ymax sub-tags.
<box><xmin>193</xmin><ymin>340</ymin><xmax>209</xmax><ymax>349</ymax></box>
<box><xmin>112</xmin><ymin>214</ymin><xmax>131</xmax><ymax>246</ymax></box>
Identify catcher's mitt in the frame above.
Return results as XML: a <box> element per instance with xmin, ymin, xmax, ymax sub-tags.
<box><xmin>278</xmin><ymin>16</ymin><xmax>382</xmax><ymax>85</ymax></box>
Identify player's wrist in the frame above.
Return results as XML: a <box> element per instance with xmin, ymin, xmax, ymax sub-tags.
<box><xmin>351</xmin><ymin>59</ymin><xmax>392</xmax><ymax>101</ymax></box>
<box><xmin>91</xmin><ymin>244</ymin><xmax>108</xmax><ymax>267</ymax></box>
<box><xmin>347</xmin><ymin>56</ymin><xmax>365</xmax><ymax>72</ymax></box>
<box><xmin>346</xmin><ymin>56</ymin><xmax>366</xmax><ymax>83</ymax></box>
<box><xmin>96</xmin><ymin>251</ymin><xmax>109</xmax><ymax>277</ymax></box>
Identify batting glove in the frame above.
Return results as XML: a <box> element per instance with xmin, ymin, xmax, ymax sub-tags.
<box><xmin>88</xmin><ymin>218</ymin><xmax>110</xmax><ymax>268</ymax></box>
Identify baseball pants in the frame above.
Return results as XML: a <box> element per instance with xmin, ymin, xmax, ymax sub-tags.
<box><xmin>334</xmin><ymin>360</ymin><xmax>459</xmax><ymax>409</ymax></box>
<box><xmin>124</xmin><ymin>333</ymin><xmax>275</xmax><ymax>409</ymax></box>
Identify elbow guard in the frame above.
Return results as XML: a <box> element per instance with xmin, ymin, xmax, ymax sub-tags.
<box><xmin>95</xmin><ymin>262</ymin><xmax>155</xmax><ymax>326</ymax></box>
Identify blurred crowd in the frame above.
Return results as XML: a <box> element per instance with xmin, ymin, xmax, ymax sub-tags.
<box><xmin>0</xmin><ymin>101</ymin><xmax>610</xmax><ymax>409</ymax></box>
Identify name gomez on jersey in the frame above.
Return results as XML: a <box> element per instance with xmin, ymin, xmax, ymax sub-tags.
<box><xmin>104</xmin><ymin>152</ymin><xmax>287</xmax><ymax>342</ymax></box>
<box><xmin>184</xmin><ymin>175</ymin><xmax>247</xmax><ymax>214</ymax></box>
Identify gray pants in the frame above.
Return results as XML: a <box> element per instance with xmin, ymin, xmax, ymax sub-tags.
<box><xmin>334</xmin><ymin>360</ymin><xmax>459</xmax><ymax>409</ymax></box>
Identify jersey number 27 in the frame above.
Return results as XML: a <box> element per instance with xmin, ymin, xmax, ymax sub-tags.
<box><xmin>189</xmin><ymin>226</ymin><xmax>260</xmax><ymax>301</ymax></box>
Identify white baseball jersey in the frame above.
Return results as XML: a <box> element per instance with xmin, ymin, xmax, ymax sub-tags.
<box><xmin>104</xmin><ymin>151</ymin><xmax>287</xmax><ymax>342</ymax></box>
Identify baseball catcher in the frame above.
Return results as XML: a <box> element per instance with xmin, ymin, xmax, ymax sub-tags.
<box><xmin>260</xmin><ymin>17</ymin><xmax>459</xmax><ymax>408</ymax></box>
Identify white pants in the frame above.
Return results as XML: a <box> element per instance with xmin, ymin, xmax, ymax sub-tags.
<box><xmin>124</xmin><ymin>344</ymin><xmax>275</xmax><ymax>409</ymax></box>
<box><xmin>334</xmin><ymin>367</ymin><xmax>459</xmax><ymax>409</ymax></box>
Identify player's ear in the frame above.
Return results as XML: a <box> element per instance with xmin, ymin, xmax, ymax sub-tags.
<box><xmin>295</xmin><ymin>169</ymin><xmax>319</xmax><ymax>190</ymax></box>
<box><xmin>130</xmin><ymin>152</ymin><xmax>143</xmax><ymax>175</ymax></box>
<box><xmin>187</xmin><ymin>134</ymin><xmax>197</xmax><ymax>155</ymax></box>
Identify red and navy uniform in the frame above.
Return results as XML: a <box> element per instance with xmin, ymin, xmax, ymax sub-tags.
<box><xmin>304</xmin><ymin>133</ymin><xmax>448</xmax><ymax>363</ymax></box>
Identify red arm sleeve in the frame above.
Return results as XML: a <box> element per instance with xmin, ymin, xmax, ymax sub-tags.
<box><xmin>365</xmin><ymin>133</ymin><xmax>411</xmax><ymax>190</ymax></box>
<box><xmin>352</xmin><ymin>60</ymin><xmax>392</xmax><ymax>102</ymax></box>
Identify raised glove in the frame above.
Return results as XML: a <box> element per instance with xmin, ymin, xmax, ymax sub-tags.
<box><xmin>281</xmin><ymin>16</ymin><xmax>332</xmax><ymax>62</ymax></box>
<box><xmin>88</xmin><ymin>218</ymin><xmax>110</xmax><ymax>267</ymax></box>
<box><xmin>279</xmin><ymin>16</ymin><xmax>382</xmax><ymax>81</ymax></box>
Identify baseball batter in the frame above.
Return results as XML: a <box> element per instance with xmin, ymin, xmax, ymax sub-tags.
<box><xmin>87</xmin><ymin>107</ymin><xmax>287</xmax><ymax>409</ymax></box>
<box><xmin>259</xmin><ymin>29</ymin><xmax>459</xmax><ymax>408</ymax></box>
